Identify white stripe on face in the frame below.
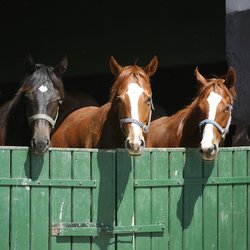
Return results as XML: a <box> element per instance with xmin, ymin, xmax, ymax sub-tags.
<box><xmin>201</xmin><ymin>91</ymin><xmax>222</xmax><ymax>149</ymax></box>
<box><xmin>126</xmin><ymin>83</ymin><xmax>144</xmax><ymax>141</ymax></box>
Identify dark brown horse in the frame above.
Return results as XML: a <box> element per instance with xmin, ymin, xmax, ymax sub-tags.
<box><xmin>147</xmin><ymin>66</ymin><xmax>237</xmax><ymax>160</ymax></box>
<box><xmin>51</xmin><ymin>56</ymin><xmax>158</xmax><ymax>155</ymax></box>
<box><xmin>0</xmin><ymin>55</ymin><xmax>67</xmax><ymax>154</ymax></box>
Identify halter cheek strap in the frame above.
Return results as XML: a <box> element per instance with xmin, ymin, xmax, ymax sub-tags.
<box><xmin>28</xmin><ymin>107</ymin><xmax>59</xmax><ymax>129</ymax></box>
<box><xmin>199</xmin><ymin>119</ymin><xmax>228</xmax><ymax>138</ymax></box>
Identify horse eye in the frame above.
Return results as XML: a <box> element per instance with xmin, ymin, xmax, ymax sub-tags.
<box><xmin>116</xmin><ymin>96</ymin><xmax>122</xmax><ymax>103</ymax></box>
<box><xmin>224</xmin><ymin>105</ymin><xmax>232</xmax><ymax>112</ymax></box>
<box><xmin>35</xmin><ymin>64</ymin><xmax>42</xmax><ymax>70</ymax></box>
<box><xmin>58</xmin><ymin>99</ymin><xmax>63</xmax><ymax>105</ymax></box>
<box><xmin>146</xmin><ymin>96</ymin><xmax>152</xmax><ymax>105</ymax></box>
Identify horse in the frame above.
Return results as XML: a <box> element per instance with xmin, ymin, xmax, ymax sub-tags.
<box><xmin>0</xmin><ymin>54</ymin><xmax>67</xmax><ymax>154</ymax></box>
<box><xmin>51</xmin><ymin>56</ymin><xmax>158</xmax><ymax>156</ymax></box>
<box><xmin>54</xmin><ymin>90</ymin><xmax>99</xmax><ymax>130</ymax></box>
<box><xmin>146</xmin><ymin>66</ymin><xmax>237</xmax><ymax>161</ymax></box>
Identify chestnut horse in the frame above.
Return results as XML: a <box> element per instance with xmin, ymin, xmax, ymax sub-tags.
<box><xmin>51</xmin><ymin>56</ymin><xmax>158</xmax><ymax>155</ymax></box>
<box><xmin>147</xmin><ymin>66</ymin><xmax>237</xmax><ymax>160</ymax></box>
<box><xmin>0</xmin><ymin>55</ymin><xmax>67</xmax><ymax>154</ymax></box>
<box><xmin>54</xmin><ymin>90</ymin><xmax>99</xmax><ymax>130</ymax></box>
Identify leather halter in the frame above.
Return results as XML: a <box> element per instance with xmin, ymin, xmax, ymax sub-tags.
<box><xmin>28</xmin><ymin>104</ymin><xmax>60</xmax><ymax>129</ymax></box>
<box><xmin>120</xmin><ymin>99</ymin><xmax>154</xmax><ymax>133</ymax></box>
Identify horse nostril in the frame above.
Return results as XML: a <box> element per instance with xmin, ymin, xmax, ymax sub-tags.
<box><xmin>46</xmin><ymin>139</ymin><xmax>50</xmax><ymax>146</ymax></box>
<box><xmin>140</xmin><ymin>139</ymin><xmax>145</xmax><ymax>148</ymax></box>
<box><xmin>125</xmin><ymin>139</ymin><xmax>132</xmax><ymax>150</ymax></box>
<box><xmin>32</xmin><ymin>138</ymin><xmax>36</xmax><ymax>147</ymax></box>
<box><xmin>200</xmin><ymin>144</ymin><xmax>216</xmax><ymax>154</ymax></box>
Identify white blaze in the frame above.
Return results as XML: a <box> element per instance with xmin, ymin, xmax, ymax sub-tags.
<box><xmin>201</xmin><ymin>92</ymin><xmax>222</xmax><ymax>149</ymax></box>
<box><xmin>126</xmin><ymin>83</ymin><xmax>143</xmax><ymax>142</ymax></box>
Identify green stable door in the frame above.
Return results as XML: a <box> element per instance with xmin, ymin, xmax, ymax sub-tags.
<box><xmin>0</xmin><ymin>146</ymin><xmax>249</xmax><ymax>250</ymax></box>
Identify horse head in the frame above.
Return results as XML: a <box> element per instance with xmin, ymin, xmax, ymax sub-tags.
<box><xmin>109</xmin><ymin>56</ymin><xmax>158</xmax><ymax>156</ymax></box>
<box><xmin>195</xmin><ymin>66</ymin><xmax>237</xmax><ymax>160</ymax></box>
<box><xmin>23</xmin><ymin>54</ymin><xmax>67</xmax><ymax>154</ymax></box>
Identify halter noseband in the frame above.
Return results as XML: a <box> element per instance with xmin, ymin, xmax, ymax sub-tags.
<box><xmin>120</xmin><ymin>118</ymin><xmax>150</xmax><ymax>133</ymax></box>
<box><xmin>120</xmin><ymin>100</ymin><xmax>154</xmax><ymax>134</ymax></box>
<box><xmin>199</xmin><ymin>119</ymin><xmax>228</xmax><ymax>138</ymax></box>
<box><xmin>28</xmin><ymin>105</ymin><xmax>60</xmax><ymax>129</ymax></box>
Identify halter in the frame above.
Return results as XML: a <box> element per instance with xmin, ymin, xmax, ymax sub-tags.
<box><xmin>120</xmin><ymin>99</ymin><xmax>154</xmax><ymax>134</ymax></box>
<box><xmin>28</xmin><ymin>102</ymin><xmax>61</xmax><ymax>129</ymax></box>
<box><xmin>199</xmin><ymin>119</ymin><xmax>228</xmax><ymax>138</ymax></box>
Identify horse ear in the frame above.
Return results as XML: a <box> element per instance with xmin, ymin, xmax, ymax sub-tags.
<box><xmin>194</xmin><ymin>66</ymin><xmax>208</xmax><ymax>87</ymax></box>
<box><xmin>109</xmin><ymin>56</ymin><xmax>122</xmax><ymax>77</ymax></box>
<box><xmin>225</xmin><ymin>66</ymin><xmax>237</xmax><ymax>99</ymax></box>
<box><xmin>144</xmin><ymin>56</ymin><xmax>158</xmax><ymax>77</ymax></box>
<box><xmin>54</xmin><ymin>56</ymin><xmax>68</xmax><ymax>76</ymax></box>
<box><xmin>225</xmin><ymin>66</ymin><xmax>237</xmax><ymax>89</ymax></box>
<box><xmin>25</xmin><ymin>54</ymin><xmax>36</xmax><ymax>74</ymax></box>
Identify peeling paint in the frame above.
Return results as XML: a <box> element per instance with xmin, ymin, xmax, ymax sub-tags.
<box><xmin>59</xmin><ymin>201</ymin><xmax>65</xmax><ymax>221</ymax></box>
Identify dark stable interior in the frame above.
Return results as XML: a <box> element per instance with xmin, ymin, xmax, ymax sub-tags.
<box><xmin>0</xmin><ymin>0</ymin><xmax>233</xmax><ymax>144</ymax></box>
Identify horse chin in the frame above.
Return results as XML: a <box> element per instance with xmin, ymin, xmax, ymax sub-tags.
<box><xmin>31</xmin><ymin>139</ymin><xmax>50</xmax><ymax>155</ymax></box>
<box><xmin>127</xmin><ymin>150</ymin><xmax>143</xmax><ymax>156</ymax></box>
<box><xmin>125</xmin><ymin>144</ymin><xmax>144</xmax><ymax>156</ymax></box>
<box><xmin>31</xmin><ymin>146</ymin><xmax>49</xmax><ymax>155</ymax></box>
<box><xmin>200</xmin><ymin>150</ymin><xmax>218</xmax><ymax>161</ymax></box>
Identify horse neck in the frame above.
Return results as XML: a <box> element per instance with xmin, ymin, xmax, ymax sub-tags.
<box><xmin>96</xmin><ymin>102</ymin><xmax>124</xmax><ymax>148</ymax></box>
<box><xmin>178</xmin><ymin>100</ymin><xmax>202</xmax><ymax>147</ymax></box>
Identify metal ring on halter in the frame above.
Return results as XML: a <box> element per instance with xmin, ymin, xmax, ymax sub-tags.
<box><xmin>199</xmin><ymin>119</ymin><xmax>227</xmax><ymax>136</ymax></box>
<box><xmin>28</xmin><ymin>107</ymin><xmax>59</xmax><ymax>129</ymax></box>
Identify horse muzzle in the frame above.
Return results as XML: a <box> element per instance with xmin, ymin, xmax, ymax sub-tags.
<box><xmin>125</xmin><ymin>138</ymin><xmax>145</xmax><ymax>156</ymax></box>
<box><xmin>31</xmin><ymin>136</ymin><xmax>50</xmax><ymax>155</ymax></box>
<box><xmin>30</xmin><ymin>120</ymin><xmax>51</xmax><ymax>154</ymax></box>
<box><xmin>199</xmin><ymin>143</ymin><xmax>218</xmax><ymax>161</ymax></box>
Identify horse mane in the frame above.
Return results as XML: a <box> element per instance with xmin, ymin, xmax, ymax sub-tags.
<box><xmin>109</xmin><ymin>65</ymin><xmax>150</xmax><ymax>102</ymax></box>
<box><xmin>176</xmin><ymin>99</ymin><xmax>199</xmax><ymax>137</ymax></box>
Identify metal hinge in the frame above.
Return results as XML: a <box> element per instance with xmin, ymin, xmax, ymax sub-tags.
<box><xmin>52</xmin><ymin>222</ymin><xmax>165</xmax><ymax>236</ymax></box>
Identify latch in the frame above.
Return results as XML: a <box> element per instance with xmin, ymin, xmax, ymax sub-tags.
<box><xmin>52</xmin><ymin>222</ymin><xmax>165</xmax><ymax>236</ymax></box>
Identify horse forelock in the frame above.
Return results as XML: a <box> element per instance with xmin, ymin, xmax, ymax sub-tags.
<box><xmin>109</xmin><ymin>66</ymin><xmax>150</xmax><ymax>102</ymax></box>
<box><xmin>199</xmin><ymin>79</ymin><xmax>234</xmax><ymax>104</ymax></box>
<box><xmin>47</xmin><ymin>68</ymin><xmax>65</xmax><ymax>98</ymax></box>
<box><xmin>21</xmin><ymin>66</ymin><xmax>64</xmax><ymax>98</ymax></box>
